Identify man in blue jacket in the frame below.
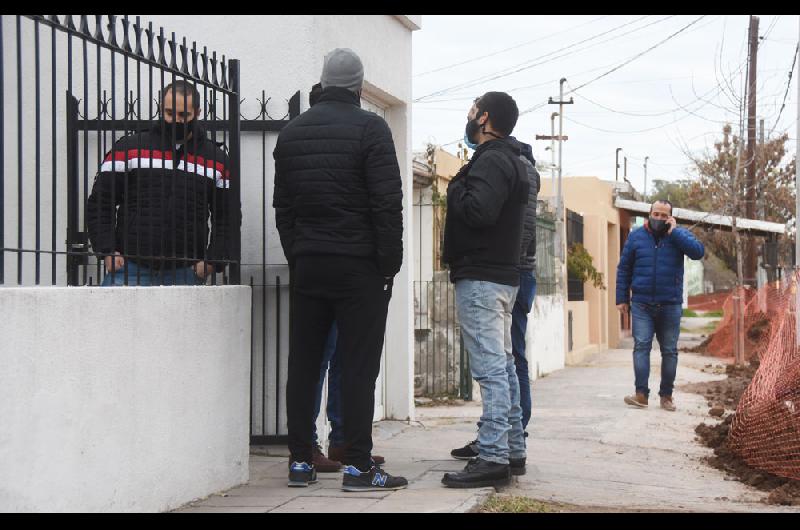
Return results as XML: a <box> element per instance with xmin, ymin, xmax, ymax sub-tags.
<box><xmin>616</xmin><ymin>200</ymin><xmax>704</xmax><ymax>411</ymax></box>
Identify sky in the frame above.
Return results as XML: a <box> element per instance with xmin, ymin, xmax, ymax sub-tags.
<box><xmin>411</xmin><ymin>15</ymin><xmax>800</xmax><ymax>195</ymax></box>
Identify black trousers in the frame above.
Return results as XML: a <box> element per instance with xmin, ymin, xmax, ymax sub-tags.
<box><xmin>287</xmin><ymin>255</ymin><xmax>392</xmax><ymax>470</ymax></box>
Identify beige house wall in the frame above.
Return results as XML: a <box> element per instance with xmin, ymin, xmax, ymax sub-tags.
<box><xmin>541</xmin><ymin>177</ymin><xmax>624</xmax><ymax>363</ymax></box>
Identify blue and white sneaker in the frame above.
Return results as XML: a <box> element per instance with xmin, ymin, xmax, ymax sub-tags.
<box><xmin>288</xmin><ymin>461</ymin><xmax>318</xmax><ymax>488</ymax></box>
<box><xmin>341</xmin><ymin>465</ymin><xmax>408</xmax><ymax>492</ymax></box>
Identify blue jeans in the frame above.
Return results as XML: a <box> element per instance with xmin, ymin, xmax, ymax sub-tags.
<box><xmin>511</xmin><ymin>270</ymin><xmax>536</xmax><ymax>431</ymax></box>
<box><xmin>631</xmin><ymin>302</ymin><xmax>682</xmax><ymax>398</ymax></box>
<box><xmin>456</xmin><ymin>279</ymin><xmax>526</xmax><ymax>465</ymax></box>
<box><xmin>101</xmin><ymin>260</ymin><xmax>205</xmax><ymax>286</ymax></box>
<box><xmin>312</xmin><ymin>322</ymin><xmax>343</xmax><ymax>448</ymax></box>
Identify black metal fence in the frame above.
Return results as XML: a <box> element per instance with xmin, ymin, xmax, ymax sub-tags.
<box><xmin>243</xmin><ymin>92</ymin><xmax>299</xmax><ymax>445</ymax></box>
<box><xmin>1</xmin><ymin>15</ymin><xmax>241</xmax><ymax>287</ymax></box>
<box><xmin>535</xmin><ymin>201</ymin><xmax>558</xmax><ymax>296</ymax></box>
<box><xmin>414</xmin><ymin>278</ymin><xmax>471</xmax><ymax>399</ymax></box>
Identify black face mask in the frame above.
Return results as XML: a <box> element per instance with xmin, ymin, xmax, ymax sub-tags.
<box><xmin>162</xmin><ymin>119</ymin><xmax>196</xmax><ymax>143</ymax></box>
<box><xmin>649</xmin><ymin>218</ymin><xmax>667</xmax><ymax>236</ymax></box>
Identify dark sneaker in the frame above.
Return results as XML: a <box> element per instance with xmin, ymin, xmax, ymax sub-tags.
<box><xmin>442</xmin><ymin>458</ymin><xmax>511</xmax><ymax>489</ymax></box>
<box><xmin>341</xmin><ymin>465</ymin><xmax>408</xmax><ymax>492</ymax></box>
<box><xmin>312</xmin><ymin>445</ymin><xmax>342</xmax><ymax>473</ymax></box>
<box><xmin>287</xmin><ymin>461</ymin><xmax>317</xmax><ymax>488</ymax></box>
<box><xmin>450</xmin><ymin>439</ymin><xmax>479</xmax><ymax>460</ymax></box>
<box><xmin>509</xmin><ymin>457</ymin><xmax>526</xmax><ymax>476</ymax></box>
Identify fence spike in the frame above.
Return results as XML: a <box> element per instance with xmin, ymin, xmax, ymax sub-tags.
<box><xmin>190</xmin><ymin>41</ymin><xmax>200</xmax><ymax>79</ymax></box>
<box><xmin>145</xmin><ymin>22</ymin><xmax>156</xmax><ymax>62</ymax></box>
<box><xmin>179</xmin><ymin>37</ymin><xmax>190</xmax><ymax>75</ymax></box>
<box><xmin>200</xmin><ymin>46</ymin><xmax>209</xmax><ymax>83</ymax></box>
<box><xmin>120</xmin><ymin>15</ymin><xmax>132</xmax><ymax>52</ymax></box>
<box><xmin>106</xmin><ymin>15</ymin><xmax>118</xmax><ymax>47</ymax></box>
<box><xmin>79</xmin><ymin>16</ymin><xmax>91</xmax><ymax>37</ymax></box>
<box><xmin>93</xmin><ymin>15</ymin><xmax>105</xmax><ymax>42</ymax></box>
<box><xmin>220</xmin><ymin>55</ymin><xmax>229</xmax><ymax>90</ymax></box>
<box><xmin>132</xmin><ymin>17</ymin><xmax>144</xmax><ymax>57</ymax></box>
<box><xmin>168</xmin><ymin>32</ymin><xmax>178</xmax><ymax>70</ymax></box>
<box><xmin>156</xmin><ymin>27</ymin><xmax>167</xmax><ymax>67</ymax></box>
<box><xmin>210</xmin><ymin>51</ymin><xmax>219</xmax><ymax>87</ymax></box>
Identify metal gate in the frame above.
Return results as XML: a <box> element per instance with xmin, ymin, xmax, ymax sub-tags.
<box><xmin>1</xmin><ymin>15</ymin><xmax>241</xmax><ymax>287</ymax></box>
<box><xmin>242</xmin><ymin>91</ymin><xmax>299</xmax><ymax>445</ymax></box>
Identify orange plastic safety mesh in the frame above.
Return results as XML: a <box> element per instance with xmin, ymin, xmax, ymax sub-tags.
<box><xmin>708</xmin><ymin>276</ymin><xmax>800</xmax><ymax>481</ymax></box>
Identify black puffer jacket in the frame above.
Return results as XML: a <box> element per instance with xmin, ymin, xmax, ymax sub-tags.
<box><xmin>442</xmin><ymin>137</ymin><xmax>529</xmax><ymax>286</ymax></box>
<box><xmin>272</xmin><ymin>87</ymin><xmax>404</xmax><ymax>277</ymax></box>
<box><xmin>511</xmin><ymin>138</ymin><xmax>540</xmax><ymax>272</ymax></box>
<box><xmin>86</xmin><ymin>124</ymin><xmax>240</xmax><ymax>267</ymax></box>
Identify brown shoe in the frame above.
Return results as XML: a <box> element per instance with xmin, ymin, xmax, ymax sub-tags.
<box><xmin>624</xmin><ymin>392</ymin><xmax>648</xmax><ymax>408</ymax></box>
<box><xmin>328</xmin><ymin>446</ymin><xmax>385</xmax><ymax>466</ymax></box>
<box><xmin>660</xmin><ymin>396</ymin><xmax>676</xmax><ymax>412</ymax></box>
<box><xmin>312</xmin><ymin>445</ymin><xmax>342</xmax><ymax>473</ymax></box>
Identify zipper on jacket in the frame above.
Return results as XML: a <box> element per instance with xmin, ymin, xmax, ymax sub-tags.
<box><xmin>651</xmin><ymin>232</ymin><xmax>660</xmax><ymax>303</ymax></box>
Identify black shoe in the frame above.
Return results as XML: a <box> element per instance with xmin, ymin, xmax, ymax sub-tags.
<box><xmin>288</xmin><ymin>461</ymin><xmax>317</xmax><ymax>488</ymax></box>
<box><xmin>441</xmin><ymin>458</ymin><xmax>511</xmax><ymax>489</ymax></box>
<box><xmin>510</xmin><ymin>457</ymin><xmax>526</xmax><ymax>476</ymax></box>
<box><xmin>450</xmin><ymin>439</ymin><xmax>479</xmax><ymax>460</ymax></box>
<box><xmin>341</xmin><ymin>465</ymin><xmax>408</xmax><ymax>492</ymax></box>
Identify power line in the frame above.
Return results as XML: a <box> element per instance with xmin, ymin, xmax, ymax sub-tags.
<box><xmin>414</xmin><ymin>15</ymin><xmax>612</xmax><ymax>78</ymax></box>
<box><xmin>567</xmin><ymin>16</ymin><xmax>711</xmax><ymax>94</ymax></box>
<box><xmin>769</xmin><ymin>40</ymin><xmax>799</xmax><ymax>137</ymax></box>
<box><xmin>414</xmin><ymin>15</ymin><xmax>658</xmax><ymax>102</ymax></box>
<box><xmin>518</xmin><ymin>16</ymin><xmax>711</xmax><ymax>117</ymax></box>
<box><xmin>572</xmin><ymin>83</ymin><xmax>725</xmax><ymax>118</ymax></box>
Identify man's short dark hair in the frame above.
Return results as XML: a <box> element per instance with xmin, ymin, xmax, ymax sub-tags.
<box><xmin>162</xmin><ymin>80</ymin><xmax>201</xmax><ymax>110</ymax></box>
<box><xmin>650</xmin><ymin>199</ymin><xmax>673</xmax><ymax>214</ymax></box>
<box><xmin>475</xmin><ymin>91</ymin><xmax>519</xmax><ymax>137</ymax></box>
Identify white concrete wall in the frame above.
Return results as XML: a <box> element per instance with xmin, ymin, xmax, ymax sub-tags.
<box><xmin>0</xmin><ymin>286</ymin><xmax>251</xmax><ymax>512</ymax></box>
<box><xmin>526</xmin><ymin>293</ymin><xmax>566</xmax><ymax>381</ymax></box>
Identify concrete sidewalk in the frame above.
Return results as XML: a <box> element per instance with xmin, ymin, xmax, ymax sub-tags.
<box><xmin>176</xmin><ymin>341</ymin><xmax>799</xmax><ymax>513</ymax></box>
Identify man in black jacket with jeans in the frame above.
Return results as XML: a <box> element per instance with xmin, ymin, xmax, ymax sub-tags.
<box><xmin>273</xmin><ymin>48</ymin><xmax>406</xmax><ymax>492</ymax></box>
<box><xmin>441</xmin><ymin>92</ymin><xmax>528</xmax><ymax>488</ymax></box>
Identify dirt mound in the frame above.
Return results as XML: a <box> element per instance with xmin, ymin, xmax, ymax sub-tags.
<box><xmin>688</xmin><ymin>360</ymin><xmax>800</xmax><ymax>506</ymax></box>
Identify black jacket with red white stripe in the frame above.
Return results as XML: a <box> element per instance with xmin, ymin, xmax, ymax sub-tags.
<box><xmin>86</xmin><ymin>124</ymin><xmax>240</xmax><ymax>268</ymax></box>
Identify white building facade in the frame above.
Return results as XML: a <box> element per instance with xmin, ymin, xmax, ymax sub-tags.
<box><xmin>1</xmin><ymin>14</ymin><xmax>420</xmax><ymax>512</ymax></box>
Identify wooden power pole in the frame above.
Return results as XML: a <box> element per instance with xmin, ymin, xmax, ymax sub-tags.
<box><xmin>745</xmin><ymin>15</ymin><xmax>760</xmax><ymax>288</ymax></box>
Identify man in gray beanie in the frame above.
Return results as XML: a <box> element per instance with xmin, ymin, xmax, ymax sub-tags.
<box><xmin>274</xmin><ymin>48</ymin><xmax>406</xmax><ymax>492</ymax></box>
<box><xmin>320</xmin><ymin>48</ymin><xmax>364</xmax><ymax>93</ymax></box>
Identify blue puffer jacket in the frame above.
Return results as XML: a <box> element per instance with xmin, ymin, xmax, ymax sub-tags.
<box><xmin>616</xmin><ymin>225</ymin><xmax>705</xmax><ymax>305</ymax></box>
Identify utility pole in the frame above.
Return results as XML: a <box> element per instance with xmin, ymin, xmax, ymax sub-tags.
<box><xmin>624</xmin><ymin>156</ymin><xmax>628</xmax><ymax>183</ymax></box>
<box><xmin>745</xmin><ymin>15</ymin><xmax>760</xmax><ymax>288</ymax></box>
<box><xmin>615</xmin><ymin>148</ymin><xmax>622</xmax><ymax>181</ymax></box>
<box><xmin>547</xmin><ymin>79</ymin><xmax>573</xmax><ymax>264</ymax></box>
<box><xmin>535</xmin><ymin>112</ymin><xmax>566</xmax><ymax>193</ymax></box>
<box><xmin>643</xmin><ymin>156</ymin><xmax>649</xmax><ymax>202</ymax></box>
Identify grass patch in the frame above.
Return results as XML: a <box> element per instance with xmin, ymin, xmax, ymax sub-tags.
<box><xmin>682</xmin><ymin>309</ymin><xmax>699</xmax><ymax>317</ymax></box>
<box><xmin>479</xmin><ymin>495</ymin><xmax>555</xmax><ymax>513</ymax></box>
<box><xmin>703</xmin><ymin>310</ymin><xmax>724</xmax><ymax>318</ymax></box>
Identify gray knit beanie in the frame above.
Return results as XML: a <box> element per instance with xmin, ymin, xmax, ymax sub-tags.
<box><xmin>320</xmin><ymin>48</ymin><xmax>364</xmax><ymax>93</ymax></box>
